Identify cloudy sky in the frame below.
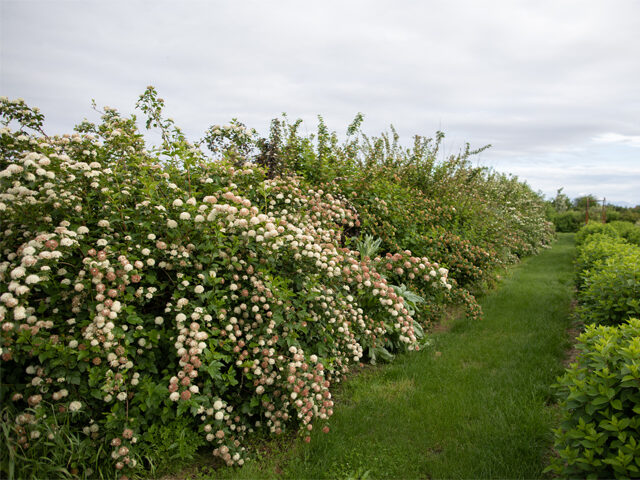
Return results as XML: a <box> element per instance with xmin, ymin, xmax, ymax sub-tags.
<box><xmin>2</xmin><ymin>0</ymin><xmax>639</xmax><ymax>204</ymax></box>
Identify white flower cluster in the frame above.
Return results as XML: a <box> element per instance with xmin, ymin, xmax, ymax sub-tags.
<box><xmin>0</xmin><ymin>95</ymin><xmax>470</xmax><ymax>474</ymax></box>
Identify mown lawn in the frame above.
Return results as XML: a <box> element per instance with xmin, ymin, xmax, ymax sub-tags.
<box><xmin>195</xmin><ymin>233</ymin><xmax>576</xmax><ymax>479</ymax></box>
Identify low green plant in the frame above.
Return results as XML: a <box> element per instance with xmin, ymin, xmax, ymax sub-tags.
<box><xmin>577</xmin><ymin>249</ymin><xmax>640</xmax><ymax>325</ymax></box>
<box><xmin>552</xmin><ymin>210</ymin><xmax>583</xmax><ymax>233</ymax></box>
<box><xmin>356</xmin><ymin>234</ymin><xmax>382</xmax><ymax>260</ymax></box>
<box><xmin>574</xmin><ymin>234</ymin><xmax>634</xmax><ymax>290</ymax></box>
<box><xmin>609</xmin><ymin>220</ymin><xmax>640</xmax><ymax>246</ymax></box>
<box><xmin>0</xmin><ymin>405</ymin><xmax>111</xmax><ymax>479</ymax></box>
<box><xmin>575</xmin><ymin>222</ymin><xmax>620</xmax><ymax>246</ymax></box>
<box><xmin>137</xmin><ymin>418</ymin><xmax>205</xmax><ymax>476</ymax></box>
<box><xmin>547</xmin><ymin>318</ymin><xmax>640</xmax><ymax>479</ymax></box>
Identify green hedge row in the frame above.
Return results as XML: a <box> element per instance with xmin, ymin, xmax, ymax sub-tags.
<box><xmin>548</xmin><ymin>225</ymin><xmax>640</xmax><ymax>478</ymax></box>
<box><xmin>548</xmin><ymin>319</ymin><xmax>640</xmax><ymax>478</ymax></box>
<box><xmin>576</xmin><ymin>221</ymin><xmax>640</xmax><ymax>248</ymax></box>
<box><xmin>549</xmin><ymin>210</ymin><xmax>640</xmax><ymax>234</ymax></box>
<box><xmin>575</xmin><ymin>223</ymin><xmax>640</xmax><ymax>326</ymax></box>
<box><xmin>550</xmin><ymin>210</ymin><xmax>585</xmax><ymax>233</ymax></box>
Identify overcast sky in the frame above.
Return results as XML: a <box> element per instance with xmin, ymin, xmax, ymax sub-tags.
<box><xmin>2</xmin><ymin>0</ymin><xmax>639</xmax><ymax>204</ymax></box>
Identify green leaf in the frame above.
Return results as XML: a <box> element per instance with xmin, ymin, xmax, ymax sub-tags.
<box><xmin>68</xmin><ymin>373</ymin><xmax>81</xmax><ymax>385</ymax></box>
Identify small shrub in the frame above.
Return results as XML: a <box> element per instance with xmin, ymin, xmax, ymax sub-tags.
<box><xmin>609</xmin><ymin>220</ymin><xmax>640</xmax><ymax>246</ymax></box>
<box><xmin>574</xmin><ymin>234</ymin><xmax>634</xmax><ymax>290</ymax></box>
<box><xmin>575</xmin><ymin>222</ymin><xmax>620</xmax><ymax>247</ymax></box>
<box><xmin>548</xmin><ymin>318</ymin><xmax>640</xmax><ymax>479</ymax></box>
<box><xmin>1</xmin><ymin>405</ymin><xmax>107</xmax><ymax>480</ymax></box>
<box><xmin>137</xmin><ymin>418</ymin><xmax>205</xmax><ymax>476</ymax></box>
<box><xmin>577</xmin><ymin>249</ymin><xmax>640</xmax><ymax>325</ymax></box>
<box><xmin>552</xmin><ymin>210</ymin><xmax>583</xmax><ymax>233</ymax></box>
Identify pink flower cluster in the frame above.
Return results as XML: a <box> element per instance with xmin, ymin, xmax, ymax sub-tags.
<box><xmin>0</xmin><ymin>96</ymin><xmax>466</xmax><ymax>476</ymax></box>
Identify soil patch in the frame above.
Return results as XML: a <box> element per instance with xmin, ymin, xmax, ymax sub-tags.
<box><xmin>562</xmin><ymin>299</ymin><xmax>583</xmax><ymax>368</ymax></box>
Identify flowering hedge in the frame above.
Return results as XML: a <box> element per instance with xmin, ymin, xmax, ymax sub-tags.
<box><xmin>0</xmin><ymin>90</ymin><xmax>552</xmax><ymax>478</ymax></box>
<box><xmin>0</xmin><ymin>93</ymin><xmax>461</xmax><ymax>478</ymax></box>
<box><xmin>238</xmin><ymin>114</ymin><xmax>554</xmax><ymax>290</ymax></box>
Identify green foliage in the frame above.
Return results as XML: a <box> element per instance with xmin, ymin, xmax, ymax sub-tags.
<box><xmin>1</xmin><ymin>405</ymin><xmax>111</xmax><ymax>480</ymax></box>
<box><xmin>574</xmin><ymin>234</ymin><xmax>635</xmax><ymax>290</ymax></box>
<box><xmin>574</xmin><ymin>224</ymin><xmax>640</xmax><ymax>326</ymax></box>
<box><xmin>617</xmin><ymin>207</ymin><xmax>640</xmax><ymax>224</ymax></box>
<box><xmin>249</xmin><ymin>113</ymin><xmax>552</xmax><ymax>291</ymax></box>
<box><xmin>552</xmin><ymin>225</ymin><xmax>640</xmax><ymax>477</ymax></box>
<box><xmin>551</xmin><ymin>210</ymin><xmax>583</xmax><ymax>232</ymax></box>
<box><xmin>573</xmin><ymin>194</ymin><xmax>600</xmax><ymax>211</ymax></box>
<box><xmin>547</xmin><ymin>318</ymin><xmax>640</xmax><ymax>479</ymax></box>
<box><xmin>577</xmin><ymin>249</ymin><xmax>640</xmax><ymax>326</ymax></box>
<box><xmin>0</xmin><ymin>89</ymin><xmax>553</xmax><ymax>477</ymax></box>
<box><xmin>356</xmin><ymin>235</ymin><xmax>382</xmax><ymax>260</ymax></box>
<box><xmin>608</xmin><ymin>220</ymin><xmax>640</xmax><ymax>246</ymax></box>
<box><xmin>137</xmin><ymin>419</ymin><xmax>205</xmax><ymax>476</ymax></box>
<box><xmin>575</xmin><ymin>221</ymin><xmax>620</xmax><ymax>246</ymax></box>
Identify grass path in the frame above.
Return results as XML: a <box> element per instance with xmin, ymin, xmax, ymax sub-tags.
<box><xmin>213</xmin><ymin>233</ymin><xmax>576</xmax><ymax>479</ymax></box>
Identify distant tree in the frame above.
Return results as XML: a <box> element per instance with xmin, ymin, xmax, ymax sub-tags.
<box><xmin>551</xmin><ymin>188</ymin><xmax>572</xmax><ymax>213</ymax></box>
<box><xmin>619</xmin><ymin>205</ymin><xmax>640</xmax><ymax>223</ymax></box>
<box><xmin>573</xmin><ymin>194</ymin><xmax>599</xmax><ymax>210</ymax></box>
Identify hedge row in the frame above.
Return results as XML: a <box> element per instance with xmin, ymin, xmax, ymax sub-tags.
<box><xmin>548</xmin><ymin>224</ymin><xmax>640</xmax><ymax>478</ymax></box>
<box><xmin>549</xmin><ymin>319</ymin><xmax>640</xmax><ymax>478</ymax></box>
<box><xmin>575</xmin><ymin>221</ymin><xmax>640</xmax><ymax>248</ymax></box>
<box><xmin>574</xmin><ymin>223</ymin><xmax>640</xmax><ymax>326</ymax></box>
<box><xmin>0</xmin><ymin>90</ymin><xmax>552</xmax><ymax>479</ymax></box>
<box><xmin>549</xmin><ymin>209</ymin><xmax>640</xmax><ymax>234</ymax></box>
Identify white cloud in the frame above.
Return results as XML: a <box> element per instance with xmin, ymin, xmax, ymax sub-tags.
<box><xmin>593</xmin><ymin>133</ymin><xmax>640</xmax><ymax>148</ymax></box>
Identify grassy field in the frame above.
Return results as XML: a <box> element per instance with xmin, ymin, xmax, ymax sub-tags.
<box><xmin>196</xmin><ymin>233</ymin><xmax>576</xmax><ymax>479</ymax></box>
